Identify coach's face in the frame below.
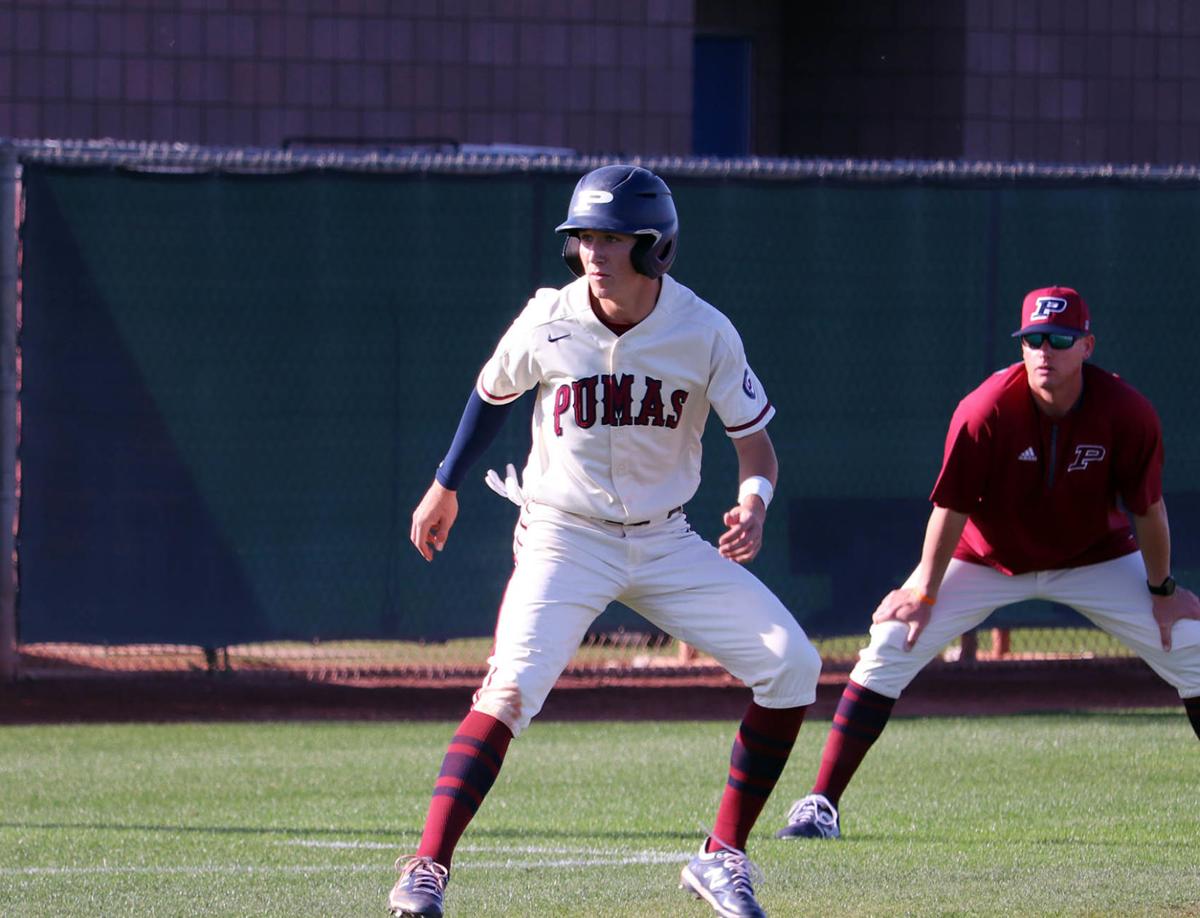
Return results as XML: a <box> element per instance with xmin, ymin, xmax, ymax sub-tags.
<box><xmin>577</xmin><ymin>229</ymin><xmax>640</xmax><ymax>303</ymax></box>
<box><xmin>1021</xmin><ymin>332</ymin><xmax>1094</xmax><ymax>393</ymax></box>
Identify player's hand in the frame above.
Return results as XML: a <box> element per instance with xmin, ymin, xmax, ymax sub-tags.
<box><xmin>872</xmin><ymin>588</ymin><xmax>933</xmax><ymax>651</ymax></box>
<box><xmin>1151</xmin><ymin>585</ymin><xmax>1200</xmax><ymax>651</ymax></box>
<box><xmin>410</xmin><ymin>480</ymin><xmax>459</xmax><ymax>562</ymax></box>
<box><xmin>719</xmin><ymin>497</ymin><xmax>766</xmax><ymax>564</ymax></box>
<box><xmin>484</xmin><ymin>462</ymin><xmax>525</xmax><ymax>507</ymax></box>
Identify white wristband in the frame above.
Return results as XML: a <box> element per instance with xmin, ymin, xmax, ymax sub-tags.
<box><xmin>738</xmin><ymin>475</ymin><xmax>774</xmax><ymax>510</ymax></box>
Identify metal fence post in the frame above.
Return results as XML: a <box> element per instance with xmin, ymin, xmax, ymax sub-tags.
<box><xmin>0</xmin><ymin>144</ymin><xmax>19</xmax><ymax>683</ymax></box>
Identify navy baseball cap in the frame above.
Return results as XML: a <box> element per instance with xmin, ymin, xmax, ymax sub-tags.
<box><xmin>1011</xmin><ymin>286</ymin><xmax>1092</xmax><ymax>338</ymax></box>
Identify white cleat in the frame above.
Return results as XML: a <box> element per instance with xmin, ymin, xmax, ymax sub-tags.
<box><xmin>775</xmin><ymin>793</ymin><xmax>840</xmax><ymax>839</ymax></box>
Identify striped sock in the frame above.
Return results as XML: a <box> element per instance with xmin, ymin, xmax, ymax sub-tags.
<box><xmin>1185</xmin><ymin>697</ymin><xmax>1200</xmax><ymax>740</ymax></box>
<box><xmin>416</xmin><ymin>710</ymin><xmax>513</xmax><ymax>868</ymax></box>
<box><xmin>708</xmin><ymin>701</ymin><xmax>807</xmax><ymax>852</ymax></box>
<box><xmin>811</xmin><ymin>680</ymin><xmax>896</xmax><ymax>807</ymax></box>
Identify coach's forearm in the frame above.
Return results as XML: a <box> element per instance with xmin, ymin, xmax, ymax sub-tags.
<box><xmin>911</xmin><ymin>506</ymin><xmax>969</xmax><ymax>599</ymax></box>
<box><xmin>1132</xmin><ymin>498</ymin><xmax>1172</xmax><ymax>584</ymax></box>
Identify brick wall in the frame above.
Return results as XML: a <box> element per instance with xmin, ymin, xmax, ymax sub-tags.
<box><xmin>962</xmin><ymin>0</ymin><xmax>1200</xmax><ymax>163</ymax></box>
<box><xmin>780</xmin><ymin>1</ymin><xmax>967</xmax><ymax>160</ymax></box>
<box><xmin>778</xmin><ymin>0</ymin><xmax>1200</xmax><ymax>165</ymax></box>
<box><xmin>0</xmin><ymin>0</ymin><xmax>695</xmax><ymax>157</ymax></box>
<box><xmin>3</xmin><ymin>0</ymin><xmax>1199</xmax><ymax>165</ymax></box>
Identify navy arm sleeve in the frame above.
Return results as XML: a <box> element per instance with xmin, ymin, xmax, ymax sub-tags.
<box><xmin>435</xmin><ymin>390</ymin><xmax>517</xmax><ymax>490</ymax></box>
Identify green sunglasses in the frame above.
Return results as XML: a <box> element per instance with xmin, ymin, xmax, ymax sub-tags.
<box><xmin>1021</xmin><ymin>332</ymin><xmax>1077</xmax><ymax>350</ymax></box>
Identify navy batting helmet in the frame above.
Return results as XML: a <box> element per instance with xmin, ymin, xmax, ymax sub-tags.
<box><xmin>556</xmin><ymin>165</ymin><xmax>678</xmax><ymax>279</ymax></box>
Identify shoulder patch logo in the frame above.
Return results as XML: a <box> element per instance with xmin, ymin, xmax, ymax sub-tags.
<box><xmin>1068</xmin><ymin>444</ymin><xmax>1106</xmax><ymax>471</ymax></box>
<box><xmin>1017</xmin><ymin>447</ymin><xmax>1038</xmax><ymax>462</ymax></box>
<box><xmin>742</xmin><ymin>369</ymin><xmax>756</xmax><ymax>398</ymax></box>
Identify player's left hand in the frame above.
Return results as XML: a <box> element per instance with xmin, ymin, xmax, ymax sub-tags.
<box><xmin>719</xmin><ymin>497</ymin><xmax>766</xmax><ymax>564</ymax></box>
<box><xmin>1151</xmin><ymin>585</ymin><xmax>1200</xmax><ymax>651</ymax></box>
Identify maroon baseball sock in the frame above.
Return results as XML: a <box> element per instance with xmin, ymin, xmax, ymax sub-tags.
<box><xmin>1185</xmin><ymin>697</ymin><xmax>1200</xmax><ymax>740</ymax></box>
<box><xmin>707</xmin><ymin>701</ymin><xmax>807</xmax><ymax>852</ymax></box>
<box><xmin>811</xmin><ymin>680</ymin><xmax>896</xmax><ymax>807</ymax></box>
<box><xmin>416</xmin><ymin>710</ymin><xmax>513</xmax><ymax>868</ymax></box>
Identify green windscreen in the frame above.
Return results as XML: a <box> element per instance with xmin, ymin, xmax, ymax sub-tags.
<box><xmin>17</xmin><ymin>164</ymin><xmax>1200</xmax><ymax>644</ymax></box>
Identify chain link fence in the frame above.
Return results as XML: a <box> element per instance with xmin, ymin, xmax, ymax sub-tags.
<box><xmin>15</xmin><ymin>627</ymin><xmax>1140</xmax><ymax>685</ymax></box>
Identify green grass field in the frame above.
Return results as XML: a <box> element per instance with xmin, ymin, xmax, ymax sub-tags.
<box><xmin>1</xmin><ymin>714</ymin><xmax>1196</xmax><ymax>917</ymax></box>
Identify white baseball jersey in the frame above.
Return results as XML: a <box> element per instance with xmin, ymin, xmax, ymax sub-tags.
<box><xmin>475</xmin><ymin>275</ymin><xmax>774</xmax><ymax>523</ymax></box>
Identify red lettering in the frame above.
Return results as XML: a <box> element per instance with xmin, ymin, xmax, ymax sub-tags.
<box><xmin>601</xmin><ymin>374</ymin><xmax>635</xmax><ymax>426</ymax></box>
<box><xmin>552</xmin><ymin>384</ymin><xmax>571</xmax><ymax>436</ymax></box>
<box><xmin>635</xmin><ymin>377</ymin><xmax>666</xmax><ymax>427</ymax></box>
<box><xmin>666</xmin><ymin>390</ymin><xmax>688</xmax><ymax>428</ymax></box>
<box><xmin>572</xmin><ymin>376</ymin><xmax>599</xmax><ymax>428</ymax></box>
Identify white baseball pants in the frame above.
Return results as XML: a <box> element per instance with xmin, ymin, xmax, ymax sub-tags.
<box><xmin>471</xmin><ymin>502</ymin><xmax>821</xmax><ymax>736</ymax></box>
<box><xmin>851</xmin><ymin>552</ymin><xmax>1200</xmax><ymax>700</ymax></box>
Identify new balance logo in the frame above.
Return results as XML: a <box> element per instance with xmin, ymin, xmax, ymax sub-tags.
<box><xmin>1018</xmin><ymin>447</ymin><xmax>1038</xmax><ymax>462</ymax></box>
<box><xmin>701</xmin><ymin>865</ymin><xmax>731</xmax><ymax>889</ymax></box>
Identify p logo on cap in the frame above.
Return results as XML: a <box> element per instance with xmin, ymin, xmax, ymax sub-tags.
<box><xmin>1013</xmin><ymin>285</ymin><xmax>1091</xmax><ymax>337</ymax></box>
<box><xmin>1031</xmin><ymin>296</ymin><xmax>1068</xmax><ymax>320</ymax></box>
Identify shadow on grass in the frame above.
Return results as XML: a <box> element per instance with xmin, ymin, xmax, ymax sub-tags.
<box><xmin>816</xmin><ymin>832</ymin><xmax>1198</xmax><ymax>849</ymax></box>
<box><xmin>973</xmin><ymin>709</ymin><xmax>1183</xmax><ymax>720</ymax></box>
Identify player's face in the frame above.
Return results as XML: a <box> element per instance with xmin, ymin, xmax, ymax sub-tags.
<box><xmin>1021</xmin><ymin>332</ymin><xmax>1093</xmax><ymax>391</ymax></box>
<box><xmin>577</xmin><ymin>229</ymin><xmax>641</xmax><ymax>301</ymax></box>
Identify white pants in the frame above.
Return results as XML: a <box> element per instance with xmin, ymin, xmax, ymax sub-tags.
<box><xmin>851</xmin><ymin>552</ymin><xmax>1200</xmax><ymax>700</ymax></box>
<box><xmin>472</xmin><ymin>502</ymin><xmax>822</xmax><ymax>736</ymax></box>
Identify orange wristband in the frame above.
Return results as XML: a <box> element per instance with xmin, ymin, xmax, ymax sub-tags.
<box><xmin>911</xmin><ymin>589</ymin><xmax>936</xmax><ymax>606</ymax></box>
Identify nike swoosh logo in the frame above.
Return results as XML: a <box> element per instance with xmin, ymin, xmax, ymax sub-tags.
<box><xmin>548</xmin><ymin>332</ymin><xmax>571</xmax><ymax>342</ymax></box>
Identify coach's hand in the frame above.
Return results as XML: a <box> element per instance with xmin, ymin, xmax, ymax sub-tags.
<box><xmin>1152</xmin><ymin>585</ymin><xmax>1200</xmax><ymax>652</ymax></box>
<box><xmin>411</xmin><ymin>481</ymin><xmax>459</xmax><ymax>562</ymax></box>
<box><xmin>872</xmin><ymin>588</ymin><xmax>933</xmax><ymax>651</ymax></box>
<box><xmin>719</xmin><ymin>497</ymin><xmax>766</xmax><ymax>564</ymax></box>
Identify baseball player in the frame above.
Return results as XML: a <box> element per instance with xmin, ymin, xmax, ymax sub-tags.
<box><xmin>387</xmin><ymin>165</ymin><xmax>821</xmax><ymax>918</ymax></box>
<box><xmin>776</xmin><ymin>285</ymin><xmax>1200</xmax><ymax>842</ymax></box>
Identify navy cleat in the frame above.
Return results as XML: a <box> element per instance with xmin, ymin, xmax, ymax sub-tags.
<box><xmin>775</xmin><ymin>793</ymin><xmax>840</xmax><ymax>839</ymax></box>
<box><xmin>388</xmin><ymin>855</ymin><xmax>449</xmax><ymax>917</ymax></box>
<box><xmin>680</xmin><ymin>840</ymin><xmax>767</xmax><ymax>918</ymax></box>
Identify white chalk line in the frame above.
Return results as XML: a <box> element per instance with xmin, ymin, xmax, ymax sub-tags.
<box><xmin>280</xmin><ymin>840</ymin><xmax>664</xmax><ymax>856</ymax></box>
<box><xmin>4</xmin><ymin>841</ymin><xmax>682</xmax><ymax>876</ymax></box>
<box><xmin>1</xmin><ymin>864</ymin><xmax>379</xmax><ymax>876</ymax></box>
<box><xmin>468</xmin><ymin>854</ymin><xmax>681</xmax><ymax>868</ymax></box>
<box><xmin>280</xmin><ymin>839</ymin><xmax>682</xmax><ymax>865</ymax></box>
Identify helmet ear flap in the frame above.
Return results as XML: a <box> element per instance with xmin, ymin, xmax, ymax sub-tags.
<box><xmin>658</xmin><ymin>237</ymin><xmax>675</xmax><ymax>269</ymax></box>
<box><xmin>630</xmin><ymin>235</ymin><xmax>676</xmax><ymax>278</ymax></box>
<box><xmin>630</xmin><ymin>235</ymin><xmax>655</xmax><ymax>278</ymax></box>
<box><xmin>562</xmin><ymin>235</ymin><xmax>583</xmax><ymax>277</ymax></box>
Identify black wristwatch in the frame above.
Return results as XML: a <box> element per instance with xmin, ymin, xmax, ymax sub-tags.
<box><xmin>1147</xmin><ymin>575</ymin><xmax>1176</xmax><ymax>596</ymax></box>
